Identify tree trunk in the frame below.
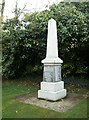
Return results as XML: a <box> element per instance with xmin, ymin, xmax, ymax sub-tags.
<box><xmin>0</xmin><ymin>0</ymin><xmax>5</xmax><ymax>21</ymax></box>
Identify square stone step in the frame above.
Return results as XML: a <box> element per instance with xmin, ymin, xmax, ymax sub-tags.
<box><xmin>41</xmin><ymin>81</ymin><xmax>64</xmax><ymax>92</ymax></box>
<box><xmin>38</xmin><ymin>89</ymin><xmax>67</xmax><ymax>101</ymax></box>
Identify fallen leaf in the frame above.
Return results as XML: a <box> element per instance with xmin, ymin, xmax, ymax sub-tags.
<box><xmin>16</xmin><ymin>110</ymin><xmax>18</xmax><ymax>113</ymax></box>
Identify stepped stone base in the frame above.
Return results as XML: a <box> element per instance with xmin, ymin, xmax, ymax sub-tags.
<box><xmin>38</xmin><ymin>81</ymin><xmax>67</xmax><ymax>101</ymax></box>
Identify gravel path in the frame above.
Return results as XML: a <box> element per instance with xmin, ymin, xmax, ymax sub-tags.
<box><xmin>15</xmin><ymin>92</ymin><xmax>88</xmax><ymax>112</ymax></box>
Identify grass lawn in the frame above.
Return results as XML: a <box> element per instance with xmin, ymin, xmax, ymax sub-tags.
<box><xmin>2</xmin><ymin>79</ymin><xmax>89</xmax><ymax>118</ymax></box>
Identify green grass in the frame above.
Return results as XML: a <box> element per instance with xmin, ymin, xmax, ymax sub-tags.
<box><xmin>2</xmin><ymin>80</ymin><xmax>88</xmax><ymax>118</ymax></box>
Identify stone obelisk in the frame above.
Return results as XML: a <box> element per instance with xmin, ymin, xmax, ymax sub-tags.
<box><xmin>38</xmin><ymin>18</ymin><xmax>67</xmax><ymax>101</ymax></box>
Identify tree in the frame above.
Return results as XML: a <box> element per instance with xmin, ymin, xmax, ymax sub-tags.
<box><xmin>0</xmin><ymin>0</ymin><xmax>5</xmax><ymax>77</ymax></box>
<box><xmin>12</xmin><ymin>1</ymin><xmax>27</xmax><ymax>19</ymax></box>
<box><xmin>0</xmin><ymin>0</ymin><xmax>5</xmax><ymax>21</ymax></box>
<box><xmin>2</xmin><ymin>2</ymin><xmax>89</xmax><ymax>79</ymax></box>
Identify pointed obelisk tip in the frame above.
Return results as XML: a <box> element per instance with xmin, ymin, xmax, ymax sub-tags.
<box><xmin>49</xmin><ymin>18</ymin><xmax>56</xmax><ymax>22</ymax></box>
<box><xmin>42</xmin><ymin>18</ymin><xmax>63</xmax><ymax>64</ymax></box>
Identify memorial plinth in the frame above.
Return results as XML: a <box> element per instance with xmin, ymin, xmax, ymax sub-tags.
<box><xmin>38</xmin><ymin>18</ymin><xmax>67</xmax><ymax>101</ymax></box>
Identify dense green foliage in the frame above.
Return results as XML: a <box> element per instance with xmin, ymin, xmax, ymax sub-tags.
<box><xmin>2</xmin><ymin>2</ymin><xmax>89</xmax><ymax>79</ymax></box>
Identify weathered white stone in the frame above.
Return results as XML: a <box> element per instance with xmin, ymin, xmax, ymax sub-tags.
<box><xmin>38</xmin><ymin>18</ymin><xmax>67</xmax><ymax>101</ymax></box>
<box><xmin>46</xmin><ymin>18</ymin><xmax>58</xmax><ymax>58</ymax></box>
<box><xmin>43</xmin><ymin>64</ymin><xmax>61</xmax><ymax>82</ymax></box>
<box><xmin>42</xmin><ymin>18</ymin><xmax>63</xmax><ymax>64</ymax></box>
<box><xmin>41</xmin><ymin>81</ymin><xmax>64</xmax><ymax>92</ymax></box>
<box><xmin>42</xmin><ymin>58</ymin><xmax>63</xmax><ymax>64</ymax></box>
<box><xmin>38</xmin><ymin>89</ymin><xmax>67</xmax><ymax>101</ymax></box>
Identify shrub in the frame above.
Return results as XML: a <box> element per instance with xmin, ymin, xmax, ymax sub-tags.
<box><xmin>2</xmin><ymin>2</ymin><xmax>89</xmax><ymax>79</ymax></box>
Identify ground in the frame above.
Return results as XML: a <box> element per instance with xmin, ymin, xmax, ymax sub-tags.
<box><xmin>15</xmin><ymin>92</ymin><xmax>87</xmax><ymax>112</ymax></box>
<box><xmin>2</xmin><ymin>78</ymin><xmax>89</xmax><ymax>118</ymax></box>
